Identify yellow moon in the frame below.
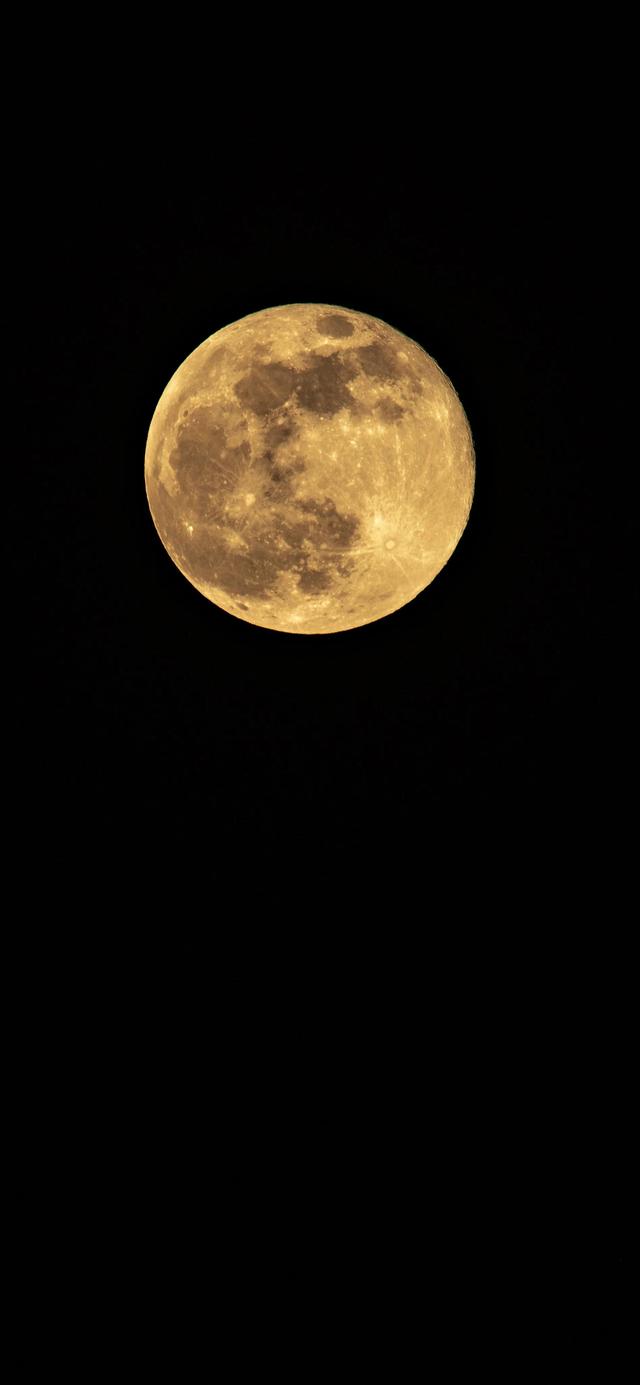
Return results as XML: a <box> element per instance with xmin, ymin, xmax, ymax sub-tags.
<box><xmin>145</xmin><ymin>304</ymin><xmax>474</xmax><ymax>634</ymax></box>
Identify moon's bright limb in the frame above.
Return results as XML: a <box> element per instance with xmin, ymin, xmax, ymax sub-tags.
<box><xmin>145</xmin><ymin>304</ymin><xmax>475</xmax><ymax>634</ymax></box>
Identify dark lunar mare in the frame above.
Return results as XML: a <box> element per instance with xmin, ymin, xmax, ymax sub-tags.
<box><xmin>315</xmin><ymin>312</ymin><xmax>356</xmax><ymax>338</ymax></box>
<box><xmin>234</xmin><ymin>349</ymin><xmax>361</xmax><ymax>420</ymax></box>
<box><xmin>150</xmin><ymin>388</ymin><xmax>361</xmax><ymax>603</ymax></box>
<box><xmin>355</xmin><ymin>342</ymin><xmax>403</xmax><ymax>380</ymax></box>
<box><xmin>234</xmin><ymin>362</ymin><xmax>298</xmax><ymax>417</ymax></box>
<box><xmin>377</xmin><ymin>396</ymin><xmax>406</xmax><ymax>422</ymax></box>
<box><xmin>173</xmin><ymin>492</ymin><xmax>359</xmax><ymax>601</ymax></box>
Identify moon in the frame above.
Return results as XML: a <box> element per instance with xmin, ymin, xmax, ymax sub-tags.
<box><xmin>145</xmin><ymin>304</ymin><xmax>474</xmax><ymax>634</ymax></box>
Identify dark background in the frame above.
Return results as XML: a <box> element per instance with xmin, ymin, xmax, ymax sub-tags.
<box><xmin>28</xmin><ymin>114</ymin><xmax>601</xmax><ymax>891</ymax></box>
<box><xmin>11</xmin><ymin>30</ymin><xmax>632</xmax><ymax>1363</ymax></box>
<box><xmin>17</xmin><ymin>31</ymin><xmax>629</xmax><ymax>933</ymax></box>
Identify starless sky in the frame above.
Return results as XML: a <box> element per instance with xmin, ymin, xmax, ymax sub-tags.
<box><xmin>11</xmin><ymin>42</ymin><xmax>631</xmax><ymax>1367</ymax></box>
<box><xmin>18</xmin><ymin>70</ymin><xmax>616</xmax><ymax>914</ymax></box>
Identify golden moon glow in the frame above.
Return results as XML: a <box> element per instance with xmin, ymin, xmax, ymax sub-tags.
<box><xmin>145</xmin><ymin>304</ymin><xmax>475</xmax><ymax>634</ymax></box>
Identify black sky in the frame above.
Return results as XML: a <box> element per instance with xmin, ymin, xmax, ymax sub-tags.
<box><xmin>11</xmin><ymin>36</ymin><xmax>633</xmax><ymax>1360</ymax></box>
<box><xmin>17</xmin><ymin>48</ymin><xmax>622</xmax><ymax>919</ymax></box>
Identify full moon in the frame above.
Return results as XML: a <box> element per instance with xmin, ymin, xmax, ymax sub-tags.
<box><xmin>145</xmin><ymin>304</ymin><xmax>474</xmax><ymax>634</ymax></box>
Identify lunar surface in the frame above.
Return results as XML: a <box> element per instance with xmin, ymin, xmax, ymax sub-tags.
<box><xmin>145</xmin><ymin>304</ymin><xmax>475</xmax><ymax>634</ymax></box>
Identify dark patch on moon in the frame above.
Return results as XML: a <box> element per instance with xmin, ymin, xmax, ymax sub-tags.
<box><xmin>297</xmin><ymin>496</ymin><xmax>359</xmax><ymax>549</ymax></box>
<box><xmin>316</xmin><ymin>312</ymin><xmax>355</xmax><ymax>339</ymax></box>
<box><xmin>263</xmin><ymin>456</ymin><xmax>306</xmax><ymax>502</ymax></box>
<box><xmin>234</xmin><ymin>361</ymin><xmax>298</xmax><ymax>416</ymax></box>
<box><xmin>298</xmin><ymin>568</ymin><xmax>333</xmax><ymax>594</ymax></box>
<box><xmin>277</xmin><ymin>511</ymin><xmax>316</xmax><ymax>549</ymax></box>
<box><xmin>171</xmin><ymin>406</ymin><xmax>250</xmax><ymax>513</ymax></box>
<box><xmin>354</xmin><ymin>342</ymin><xmax>402</xmax><ymax>380</ymax></box>
<box><xmin>233</xmin><ymin>350</ymin><xmax>360</xmax><ymax>421</ymax></box>
<box><xmin>172</xmin><ymin>487</ymin><xmax>360</xmax><ymax>604</ymax></box>
<box><xmin>296</xmin><ymin>352</ymin><xmax>359</xmax><ymax>416</ymax></box>
<box><xmin>377</xmin><ymin>396</ymin><xmax>405</xmax><ymax>422</ymax></box>
<box><xmin>261</xmin><ymin>412</ymin><xmax>303</xmax><ymax>499</ymax></box>
<box><xmin>264</xmin><ymin>414</ymin><xmax>298</xmax><ymax>450</ymax></box>
<box><xmin>148</xmin><ymin>327</ymin><xmax>408</xmax><ymax>614</ymax></box>
<box><xmin>189</xmin><ymin>540</ymin><xmax>282</xmax><ymax>598</ymax></box>
<box><xmin>147</xmin><ymin>394</ymin><xmax>363</xmax><ymax>607</ymax></box>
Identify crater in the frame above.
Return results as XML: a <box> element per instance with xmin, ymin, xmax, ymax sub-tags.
<box><xmin>316</xmin><ymin>312</ymin><xmax>355</xmax><ymax>339</ymax></box>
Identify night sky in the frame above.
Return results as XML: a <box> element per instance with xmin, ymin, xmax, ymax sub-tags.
<box><xmin>18</xmin><ymin>44</ymin><xmax>626</xmax><ymax>935</ymax></box>
<box><xmin>30</xmin><ymin>139</ymin><xmax>599</xmax><ymax>889</ymax></box>
<box><xmin>13</xmin><ymin>31</ymin><xmax>632</xmax><ymax>1361</ymax></box>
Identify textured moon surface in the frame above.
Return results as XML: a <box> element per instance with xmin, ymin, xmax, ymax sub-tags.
<box><xmin>145</xmin><ymin>304</ymin><xmax>475</xmax><ymax>634</ymax></box>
